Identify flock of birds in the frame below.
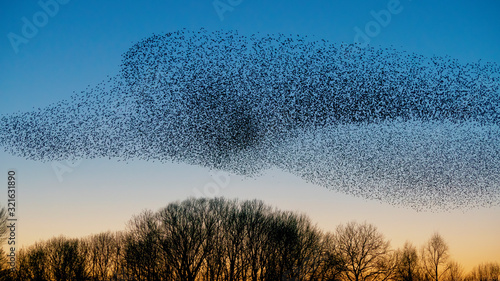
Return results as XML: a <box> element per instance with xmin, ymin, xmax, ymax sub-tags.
<box><xmin>1</xmin><ymin>29</ymin><xmax>499</xmax><ymax>210</ymax></box>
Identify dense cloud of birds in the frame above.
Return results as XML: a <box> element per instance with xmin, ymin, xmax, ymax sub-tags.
<box><xmin>1</xmin><ymin>29</ymin><xmax>499</xmax><ymax>210</ymax></box>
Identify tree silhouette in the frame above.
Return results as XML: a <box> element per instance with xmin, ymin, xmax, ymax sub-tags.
<box><xmin>445</xmin><ymin>261</ymin><xmax>464</xmax><ymax>281</ymax></box>
<box><xmin>17</xmin><ymin>242</ymin><xmax>50</xmax><ymax>281</ymax></box>
<box><xmin>319</xmin><ymin>232</ymin><xmax>346</xmax><ymax>281</ymax></box>
<box><xmin>83</xmin><ymin>231</ymin><xmax>122</xmax><ymax>281</ymax></box>
<box><xmin>465</xmin><ymin>262</ymin><xmax>500</xmax><ymax>281</ymax></box>
<box><xmin>421</xmin><ymin>233</ymin><xmax>450</xmax><ymax>281</ymax></box>
<box><xmin>334</xmin><ymin>221</ymin><xmax>395</xmax><ymax>281</ymax></box>
<box><xmin>45</xmin><ymin>237</ymin><xmax>87</xmax><ymax>281</ymax></box>
<box><xmin>124</xmin><ymin>210</ymin><xmax>167</xmax><ymax>280</ymax></box>
<box><xmin>395</xmin><ymin>242</ymin><xmax>422</xmax><ymax>281</ymax></box>
<box><xmin>158</xmin><ymin>198</ymin><xmax>218</xmax><ymax>281</ymax></box>
<box><xmin>6</xmin><ymin>197</ymin><xmax>500</xmax><ymax>281</ymax></box>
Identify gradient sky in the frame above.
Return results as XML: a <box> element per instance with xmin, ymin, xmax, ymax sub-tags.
<box><xmin>1</xmin><ymin>0</ymin><xmax>499</xmax><ymax>271</ymax></box>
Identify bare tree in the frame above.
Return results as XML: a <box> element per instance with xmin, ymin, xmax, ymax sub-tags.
<box><xmin>314</xmin><ymin>232</ymin><xmax>345</xmax><ymax>281</ymax></box>
<box><xmin>239</xmin><ymin>199</ymin><xmax>273</xmax><ymax>281</ymax></box>
<box><xmin>395</xmin><ymin>242</ymin><xmax>421</xmax><ymax>281</ymax></box>
<box><xmin>11</xmin><ymin>197</ymin><xmax>490</xmax><ymax>281</ymax></box>
<box><xmin>334</xmin><ymin>221</ymin><xmax>395</xmax><ymax>281</ymax></box>
<box><xmin>273</xmin><ymin>212</ymin><xmax>326</xmax><ymax>281</ymax></box>
<box><xmin>291</xmin><ymin>215</ymin><xmax>327</xmax><ymax>281</ymax></box>
<box><xmin>212</xmin><ymin>198</ymin><xmax>249</xmax><ymax>281</ymax></box>
<box><xmin>157</xmin><ymin>198</ymin><xmax>217</xmax><ymax>281</ymax></box>
<box><xmin>263</xmin><ymin>210</ymin><xmax>303</xmax><ymax>280</ymax></box>
<box><xmin>45</xmin><ymin>236</ymin><xmax>87</xmax><ymax>281</ymax></box>
<box><xmin>111</xmin><ymin>231</ymin><xmax>128</xmax><ymax>281</ymax></box>
<box><xmin>15</xmin><ymin>237</ymin><xmax>86</xmax><ymax>281</ymax></box>
<box><xmin>421</xmin><ymin>233</ymin><xmax>450</xmax><ymax>281</ymax></box>
<box><xmin>194</xmin><ymin>197</ymin><xmax>333</xmax><ymax>281</ymax></box>
<box><xmin>16</xmin><ymin>243</ymin><xmax>50</xmax><ymax>281</ymax></box>
<box><xmin>465</xmin><ymin>262</ymin><xmax>500</xmax><ymax>281</ymax></box>
<box><xmin>85</xmin><ymin>231</ymin><xmax>119</xmax><ymax>281</ymax></box>
<box><xmin>0</xmin><ymin>208</ymin><xmax>7</xmax><ymax>245</ymax></box>
<box><xmin>124</xmin><ymin>209</ymin><xmax>166</xmax><ymax>280</ymax></box>
<box><xmin>445</xmin><ymin>261</ymin><xmax>464</xmax><ymax>281</ymax></box>
<box><xmin>211</xmin><ymin>198</ymin><xmax>244</xmax><ymax>281</ymax></box>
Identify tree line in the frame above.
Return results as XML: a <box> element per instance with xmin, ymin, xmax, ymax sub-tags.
<box><xmin>0</xmin><ymin>197</ymin><xmax>499</xmax><ymax>281</ymax></box>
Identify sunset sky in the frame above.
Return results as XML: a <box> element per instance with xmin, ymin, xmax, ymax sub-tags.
<box><xmin>1</xmin><ymin>0</ymin><xmax>499</xmax><ymax>271</ymax></box>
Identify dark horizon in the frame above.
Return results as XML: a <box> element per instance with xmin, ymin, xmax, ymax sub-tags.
<box><xmin>1</xmin><ymin>197</ymin><xmax>499</xmax><ymax>281</ymax></box>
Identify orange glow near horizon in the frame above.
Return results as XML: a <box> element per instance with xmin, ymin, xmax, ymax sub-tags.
<box><xmin>3</xmin><ymin>159</ymin><xmax>498</xmax><ymax>273</ymax></box>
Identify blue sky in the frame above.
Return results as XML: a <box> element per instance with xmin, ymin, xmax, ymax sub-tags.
<box><xmin>1</xmin><ymin>0</ymin><xmax>500</xmax><ymax>270</ymax></box>
<box><xmin>2</xmin><ymin>0</ymin><xmax>500</xmax><ymax>116</ymax></box>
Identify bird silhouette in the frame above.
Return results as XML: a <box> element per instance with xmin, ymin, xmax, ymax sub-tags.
<box><xmin>1</xmin><ymin>29</ymin><xmax>499</xmax><ymax>210</ymax></box>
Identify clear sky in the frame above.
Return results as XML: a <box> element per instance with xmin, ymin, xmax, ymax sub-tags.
<box><xmin>1</xmin><ymin>0</ymin><xmax>499</xmax><ymax>271</ymax></box>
